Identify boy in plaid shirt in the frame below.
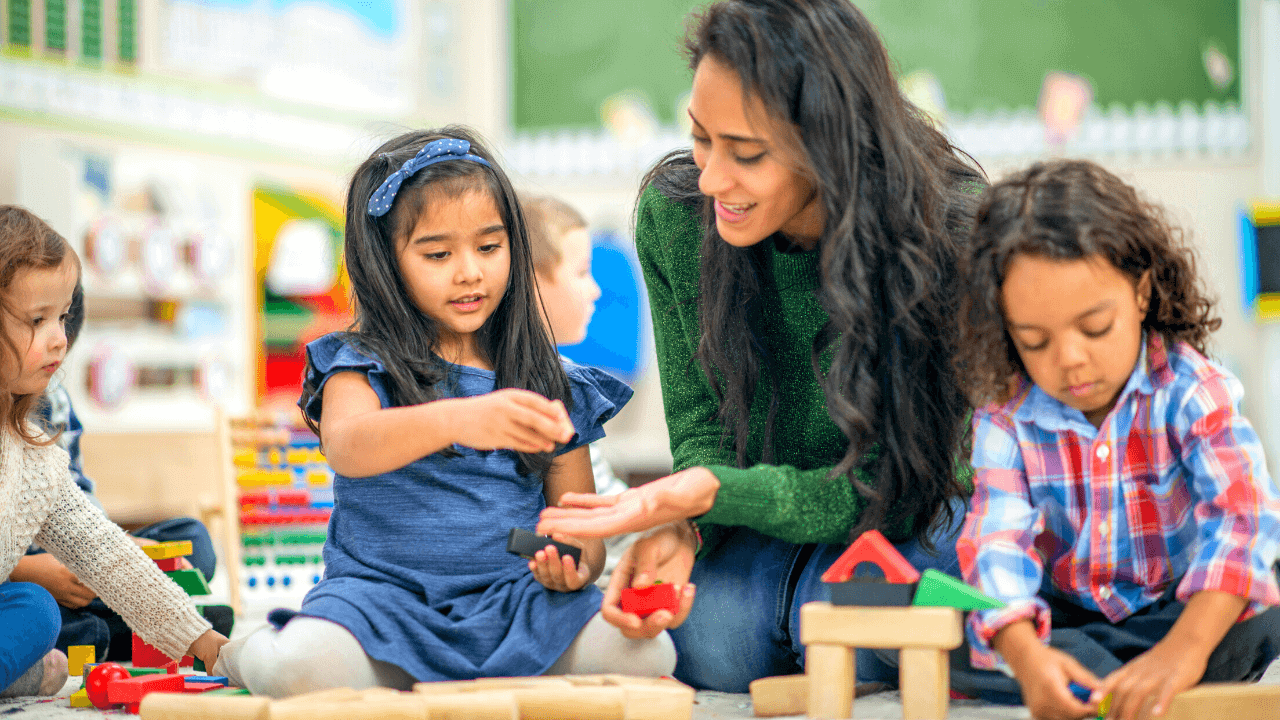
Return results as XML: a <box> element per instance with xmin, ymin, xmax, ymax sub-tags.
<box><xmin>952</xmin><ymin>160</ymin><xmax>1280</xmax><ymax>720</ymax></box>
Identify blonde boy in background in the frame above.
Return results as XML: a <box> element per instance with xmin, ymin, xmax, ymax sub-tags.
<box><xmin>523</xmin><ymin>196</ymin><xmax>636</xmax><ymax>587</ymax></box>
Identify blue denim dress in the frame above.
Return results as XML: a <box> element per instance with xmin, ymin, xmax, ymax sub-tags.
<box><xmin>281</xmin><ymin>333</ymin><xmax>630</xmax><ymax>681</ymax></box>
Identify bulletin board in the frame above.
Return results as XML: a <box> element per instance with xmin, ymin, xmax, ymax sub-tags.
<box><xmin>511</xmin><ymin>0</ymin><xmax>1240</xmax><ymax>131</ymax></box>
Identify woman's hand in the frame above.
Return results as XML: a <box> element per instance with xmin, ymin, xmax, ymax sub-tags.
<box><xmin>537</xmin><ymin>466</ymin><xmax>720</xmax><ymax>538</ymax></box>
<box><xmin>529</xmin><ymin>534</ymin><xmax>592</xmax><ymax>592</ymax></box>
<box><xmin>187</xmin><ymin>629</ymin><xmax>229</xmax><ymax>673</ymax></box>
<box><xmin>599</xmin><ymin>522</ymin><xmax>697</xmax><ymax>639</ymax></box>
<box><xmin>10</xmin><ymin>554</ymin><xmax>97</xmax><ymax>608</ymax></box>
<box><xmin>453</xmin><ymin>390</ymin><xmax>574</xmax><ymax>454</ymax></box>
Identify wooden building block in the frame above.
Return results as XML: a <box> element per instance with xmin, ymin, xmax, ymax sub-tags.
<box><xmin>899</xmin><ymin>647</ymin><xmax>949</xmax><ymax>720</ymax></box>
<box><xmin>1161</xmin><ymin>683</ymin><xmax>1280</xmax><ymax>720</ymax></box>
<box><xmin>800</xmin><ymin>603</ymin><xmax>963</xmax><ymax>649</ymax></box>
<box><xmin>749</xmin><ymin>674</ymin><xmax>807</xmax><ymax>717</ymax></box>
<box><xmin>68</xmin><ymin>645</ymin><xmax>94</xmax><ymax>676</ymax></box>
<box><xmin>70</xmin><ymin>689</ymin><xmax>92</xmax><ymax>708</ymax></box>
<box><xmin>273</xmin><ymin>694</ymin><xmax>428</xmax><ymax>720</ymax></box>
<box><xmin>272</xmin><ymin>687</ymin><xmax>362</xmax><ymax>704</ymax></box>
<box><xmin>829</xmin><ymin>580</ymin><xmax>916</xmax><ymax>607</ymax></box>
<box><xmin>139</xmin><ymin>693</ymin><xmax>270</xmax><ymax>720</ymax></box>
<box><xmin>142</xmin><ymin>541</ymin><xmax>194</xmax><ymax>560</ymax></box>
<box><xmin>132</xmin><ymin>634</ymin><xmax>174</xmax><ymax>668</ymax></box>
<box><xmin>420</xmin><ymin>690</ymin><xmax>520</xmax><ymax>720</ymax></box>
<box><xmin>807</xmin><ymin>644</ymin><xmax>855</xmax><ymax>719</ymax></box>
<box><xmin>154</xmin><ymin>557</ymin><xmax>182</xmax><ymax>571</ymax></box>
<box><xmin>821</xmin><ymin>530</ymin><xmax>920</xmax><ymax>584</ymax></box>
<box><xmin>619</xmin><ymin>683</ymin><xmax>695</xmax><ymax>720</ymax></box>
<box><xmin>510</xmin><ymin>686</ymin><xmax>626</xmax><ymax>720</ymax></box>
<box><xmin>106</xmin><ymin>673</ymin><xmax>185</xmax><ymax>705</ymax></box>
<box><xmin>165</xmin><ymin>568</ymin><xmax>212</xmax><ymax>596</ymax></box>
<box><xmin>620</xmin><ymin>583</ymin><xmax>681</xmax><ymax>618</ymax></box>
<box><xmin>911</xmin><ymin>569</ymin><xmax>1003</xmax><ymax>610</ymax></box>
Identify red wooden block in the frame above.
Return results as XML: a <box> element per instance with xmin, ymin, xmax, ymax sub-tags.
<box><xmin>132</xmin><ymin>634</ymin><xmax>172</xmax><ymax>668</ymax></box>
<box><xmin>820</xmin><ymin>529</ymin><xmax>920</xmax><ymax>584</ymax></box>
<box><xmin>106</xmin><ymin>673</ymin><xmax>185</xmax><ymax>705</ymax></box>
<box><xmin>179</xmin><ymin>654</ymin><xmax>194</xmax><ymax>667</ymax></box>
<box><xmin>153</xmin><ymin>557</ymin><xmax>182</xmax><ymax>571</ymax></box>
<box><xmin>620</xmin><ymin>583</ymin><xmax>681</xmax><ymax>618</ymax></box>
<box><xmin>181</xmin><ymin>679</ymin><xmax>225</xmax><ymax>693</ymax></box>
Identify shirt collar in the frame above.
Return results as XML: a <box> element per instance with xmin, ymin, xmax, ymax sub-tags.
<box><xmin>1012</xmin><ymin>332</ymin><xmax>1164</xmax><ymax>434</ymax></box>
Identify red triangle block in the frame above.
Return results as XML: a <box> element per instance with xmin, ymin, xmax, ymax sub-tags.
<box><xmin>820</xmin><ymin>529</ymin><xmax>920</xmax><ymax>584</ymax></box>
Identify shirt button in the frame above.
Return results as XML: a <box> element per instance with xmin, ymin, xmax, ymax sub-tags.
<box><xmin>1099</xmin><ymin>586</ymin><xmax>1112</xmax><ymax>599</ymax></box>
<box><xmin>1096</xmin><ymin>444</ymin><xmax>1110</xmax><ymax>460</ymax></box>
<box><xmin>1099</xmin><ymin>521</ymin><xmax>1109</xmax><ymax>535</ymax></box>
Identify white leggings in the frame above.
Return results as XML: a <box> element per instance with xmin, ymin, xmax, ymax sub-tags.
<box><xmin>214</xmin><ymin>614</ymin><xmax>676</xmax><ymax>698</ymax></box>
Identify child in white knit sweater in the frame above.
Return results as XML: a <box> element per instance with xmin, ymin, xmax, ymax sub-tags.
<box><xmin>0</xmin><ymin>206</ymin><xmax>228</xmax><ymax>697</ymax></box>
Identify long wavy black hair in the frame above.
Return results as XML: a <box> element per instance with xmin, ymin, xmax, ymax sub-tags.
<box><xmin>301</xmin><ymin>126</ymin><xmax>571</xmax><ymax>478</ymax></box>
<box><xmin>641</xmin><ymin>0</ymin><xmax>984</xmax><ymax>544</ymax></box>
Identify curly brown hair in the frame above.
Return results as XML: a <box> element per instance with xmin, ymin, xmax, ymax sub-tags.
<box><xmin>0</xmin><ymin>205</ymin><xmax>79</xmax><ymax>444</ymax></box>
<box><xmin>956</xmin><ymin>159</ymin><xmax>1220</xmax><ymax>407</ymax></box>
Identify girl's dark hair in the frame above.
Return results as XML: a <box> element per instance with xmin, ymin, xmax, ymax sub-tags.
<box><xmin>0</xmin><ymin>205</ymin><xmax>79</xmax><ymax>445</ymax></box>
<box><xmin>302</xmin><ymin>126</ymin><xmax>570</xmax><ymax>478</ymax></box>
<box><xmin>957</xmin><ymin>159</ymin><xmax>1220</xmax><ymax>408</ymax></box>
<box><xmin>641</xmin><ymin>0</ymin><xmax>985</xmax><ymax>545</ymax></box>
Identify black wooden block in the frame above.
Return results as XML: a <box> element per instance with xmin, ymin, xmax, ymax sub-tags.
<box><xmin>829</xmin><ymin>579</ymin><xmax>917</xmax><ymax>607</ymax></box>
<box><xmin>506</xmin><ymin>527</ymin><xmax>582</xmax><ymax>564</ymax></box>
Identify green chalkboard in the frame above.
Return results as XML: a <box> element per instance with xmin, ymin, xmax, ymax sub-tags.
<box><xmin>511</xmin><ymin>0</ymin><xmax>1239</xmax><ymax>131</ymax></box>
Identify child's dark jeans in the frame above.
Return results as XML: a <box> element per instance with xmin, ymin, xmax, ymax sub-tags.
<box><xmin>949</xmin><ymin>566</ymin><xmax>1280</xmax><ymax>704</ymax></box>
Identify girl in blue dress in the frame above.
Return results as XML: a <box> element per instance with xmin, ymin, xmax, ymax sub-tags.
<box><xmin>215</xmin><ymin>127</ymin><xmax>675</xmax><ymax>697</ymax></box>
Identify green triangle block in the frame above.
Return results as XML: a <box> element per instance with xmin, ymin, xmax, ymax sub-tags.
<box><xmin>207</xmin><ymin>687</ymin><xmax>252</xmax><ymax>696</ymax></box>
<box><xmin>166</xmin><ymin>567</ymin><xmax>212</xmax><ymax>596</ymax></box>
<box><xmin>911</xmin><ymin>569</ymin><xmax>1005</xmax><ymax>610</ymax></box>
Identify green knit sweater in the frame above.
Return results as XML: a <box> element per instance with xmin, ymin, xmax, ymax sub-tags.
<box><xmin>636</xmin><ymin>186</ymin><xmax>911</xmax><ymax>555</ymax></box>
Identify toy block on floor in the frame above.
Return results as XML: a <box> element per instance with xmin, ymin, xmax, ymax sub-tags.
<box><xmin>154</xmin><ymin>557</ymin><xmax>183</xmax><ymax>571</ymax></box>
<box><xmin>143</xmin><ymin>541</ymin><xmax>194</xmax><ymax>560</ymax></box>
<box><xmin>133</xmin><ymin>634</ymin><xmax>173</xmax><ymax>668</ymax></box>
<box><xmin>821</xmin><ymin>530</ymin><xmax>920</xmax><ymax>584</ymax></box>
<box><xmin>800</xmin><ymin>602</ymin><xmax>963</xmax><ymax>720</ymax></box>
<box><xmin>68</xmin><ymin>644</ymin><xmax>94</xmax><ymax>676</ymax></box>
<box><xmin>620</xmin><ymin>583</ymin><xmax>680</xmax><ymax>618</ymax></box>
<box><xmin>139</xmin><ymin>693</ymin><xmax>270</xmax><ymax>720</ymax></box>
<box><xmin>165</xmin><ymin>568</ymin><xmax>212</xmax><ymax>596</ymax></box>
<box><xmin>412</xmin><ymin>675</ymin><xmax>695</xmax><ymax>720</ymax></box>
<box><xmin>107</xmin><ymin>673</ymin><xmax>186</xmax><ymax>706</ymax></box>
<box><xmin>70</xmin><ymin>688</ymin><xmax>92</xmax><ymax>707</ymax></box>
<box><xmin>749</xmin><ymin>674</ymin><xmax>808</xmax><ymax>717</ymax></box>
<box><xmin>911</xmin><ymin>569</ymin><xmax>1005</xmax><ymax>610</ymax></box>
<box><xmin>1161</xmin><ymin>683</ymin><xmax>1280</xmax><ymax>720</ymax></box>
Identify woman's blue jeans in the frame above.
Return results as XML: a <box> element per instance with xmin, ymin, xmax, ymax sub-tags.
<box><xmin>669</xmin><ymin>502</ymin><xmax>966</xmax><ymax>692</ymax></box>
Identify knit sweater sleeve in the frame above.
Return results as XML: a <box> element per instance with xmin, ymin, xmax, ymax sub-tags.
<box><xmin>635</xmin><ymin>186</ymin><xmax>874</xmax><ymax>547</ymax></box>
<box><xmin>31</xmin><ymin>445</ymin><xmax>210</xmax><ymax>659</ymax></box>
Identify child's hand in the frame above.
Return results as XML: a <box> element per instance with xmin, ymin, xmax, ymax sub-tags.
<box><xmin>187</xmin><ymin>629</ymin><xmax>229</xmax><ymax>673</ymax></box>
<box><xmin>528</xmin><ymin>534</ymin><xmax>590</xmax><ymax>592</ymax></box>
<box><xmin>455</xmin><ymin>389</ymin><xmax>574</xmax><ymax>453</ymax></box>
<box><xmin>10</xmin><ymin>553</ymin><xmax>97</xmax><ymax>608</ymax></box>
<box><xmin>1092</xmin><ymin>639</ymin><xmax>1205</xmax><ymax>720</ymax></box>
<box><xmin>1007</xmin><ymin>643</ymin><xmax>1100</xmax><ymax>720</ymax></box>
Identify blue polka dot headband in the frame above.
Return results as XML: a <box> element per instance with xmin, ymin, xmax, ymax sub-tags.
<box><xmin>366</xmin><ymin>138</ymin><xmax>491</xmax><ymax>218</ymax></box>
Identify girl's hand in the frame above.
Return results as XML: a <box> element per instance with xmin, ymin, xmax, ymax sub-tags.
<box><xmin>529</xmin><ymin>534</ymin><xmax>591</xmax><ymax>592</ymax></box>
<box><xmin>537</xmin><ymin>466</ymin><xmax>720</xmax><ymax>538</ymax></box>
<box><xmin>454</xmin><ymin>389</ymin><xmax>574</xmax><ymax>453</ymax></box>
<box><xmin>599</xmin><ymin>522</ymin><xmax>697</xmax><ymax>639</ymax></box>
<box><xmin>187</xmin><ymin>629</ymin><xmax>229</xmax><ymax>673</ymax></box>
<box><xmin>1092</xmin><ymin>639</ymin><xmax>1205</xmax><ymax>720</ymax></box>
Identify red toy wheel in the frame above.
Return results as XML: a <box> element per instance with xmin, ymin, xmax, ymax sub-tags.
<box><xmin>85</xmin><ymin>661</ymin><xmax>130</xmax><ymax>709</ymax></box>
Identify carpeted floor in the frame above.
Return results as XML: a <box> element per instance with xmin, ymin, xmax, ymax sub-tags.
<box><xmin>4</xmin><ymin>658</ymin><xmax>1277</xmax><ymax>719</ymax></box>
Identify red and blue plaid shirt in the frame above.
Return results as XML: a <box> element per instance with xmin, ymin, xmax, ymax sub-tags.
<box><xmin>958</xmin><ymin>336</ymin><xmax>1280</xmax><ymax>670</ymax></box>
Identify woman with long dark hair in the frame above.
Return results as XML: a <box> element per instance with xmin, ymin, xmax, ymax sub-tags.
<box><xmin>539</xmin><ymin>0</ymin><xmax>983</xmax><ymax>692</ymax></box>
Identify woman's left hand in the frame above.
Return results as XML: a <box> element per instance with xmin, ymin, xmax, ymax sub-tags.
<box><xmin>187</xmin><ymin>629</ymin><xmax>229</xmax><ymax>673</ymax></box>
<box><xmin>537</xmin><ymin>466</ymin><xmax>720</xmax><ymax>538</ymax></box>
<box><xmin>528</xmin><ymin>535</ymin><xmax>592</xmax><ymax>592</ymax></box>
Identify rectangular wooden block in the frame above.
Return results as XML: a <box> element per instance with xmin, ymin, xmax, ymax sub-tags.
<box><xmin>748</xmin><ymin>674</ymin><xmax>807</xmax><ymax>717</ymax></box>
<box><xmin>800</xmin><ymin>602</ymin><xmax>963</xmax><ymax>649</ymax></box>
<box><xmin>1162</xmin><ymin>683</ymin><xmax>1280</xmax><ymax>720</ymax></box>
<box><xmin>70</xmin><ymin>689</ymin><xmax>92</xmax><ymax>708</ymax></box>
<box><xmin>828</xmin><ymin>580</ymin><xmax>916</xmax><ymax>607</ymax></box>
<box><xmin>68</xmin><ymin>645</ymin><xmax>94</xmax><ymax>676</ymax></box>
<box><xmin>132</xmin><ymin>634</ymin><xmax>174</xmax><ymax>668</ymax></box>
<box><xmin>899</xmin><ymin>647</ymin><xmax>949</xmax><ymax>720</ymax></box>
<box><xmin>143</xmin><ymin>541</ymin><xmax>194</xmax><ymax>560</ymax></box>
<box><xmin>107</xmin><ymin>673</ymin><xmax>186</xmax><ymax>704</ymax></box>
<box><xmin>807</xmin><ymin>644</ymin><xmax>854</xmax><ymax>719</ymax></box>
<box><xmin>139</xmin><ymin>693</ymin><xmax>269</xmax><ymax>720</ymax></box>
<box><xmin>420</xmin><ymin>690</ymin><xmax>520</xmax><ymax>720</ymax></box>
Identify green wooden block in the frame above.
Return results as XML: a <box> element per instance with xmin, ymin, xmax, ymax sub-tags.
<box><xmin>911</xmin><ymin>569</ymin><xmax>1005</xmax><ymax>610</ymax></box>
<box><xmin>127</xmin><ymin>667</ymin><xmax>169</xmax><ymax>676</ymax></box>
<box><xmin>207</xmin><ymin>687</ymin><xmax>252</xmax><ymax>696</ymax></box>
<box><xmin>165</xmin><ymin>567</ymin><xmax>212</xmax><ymax>596</ymax></box>
<box><xmin>193</xmin><ymin>656</ymin><xmax>206</xmax><ymax>672</ymax></box>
